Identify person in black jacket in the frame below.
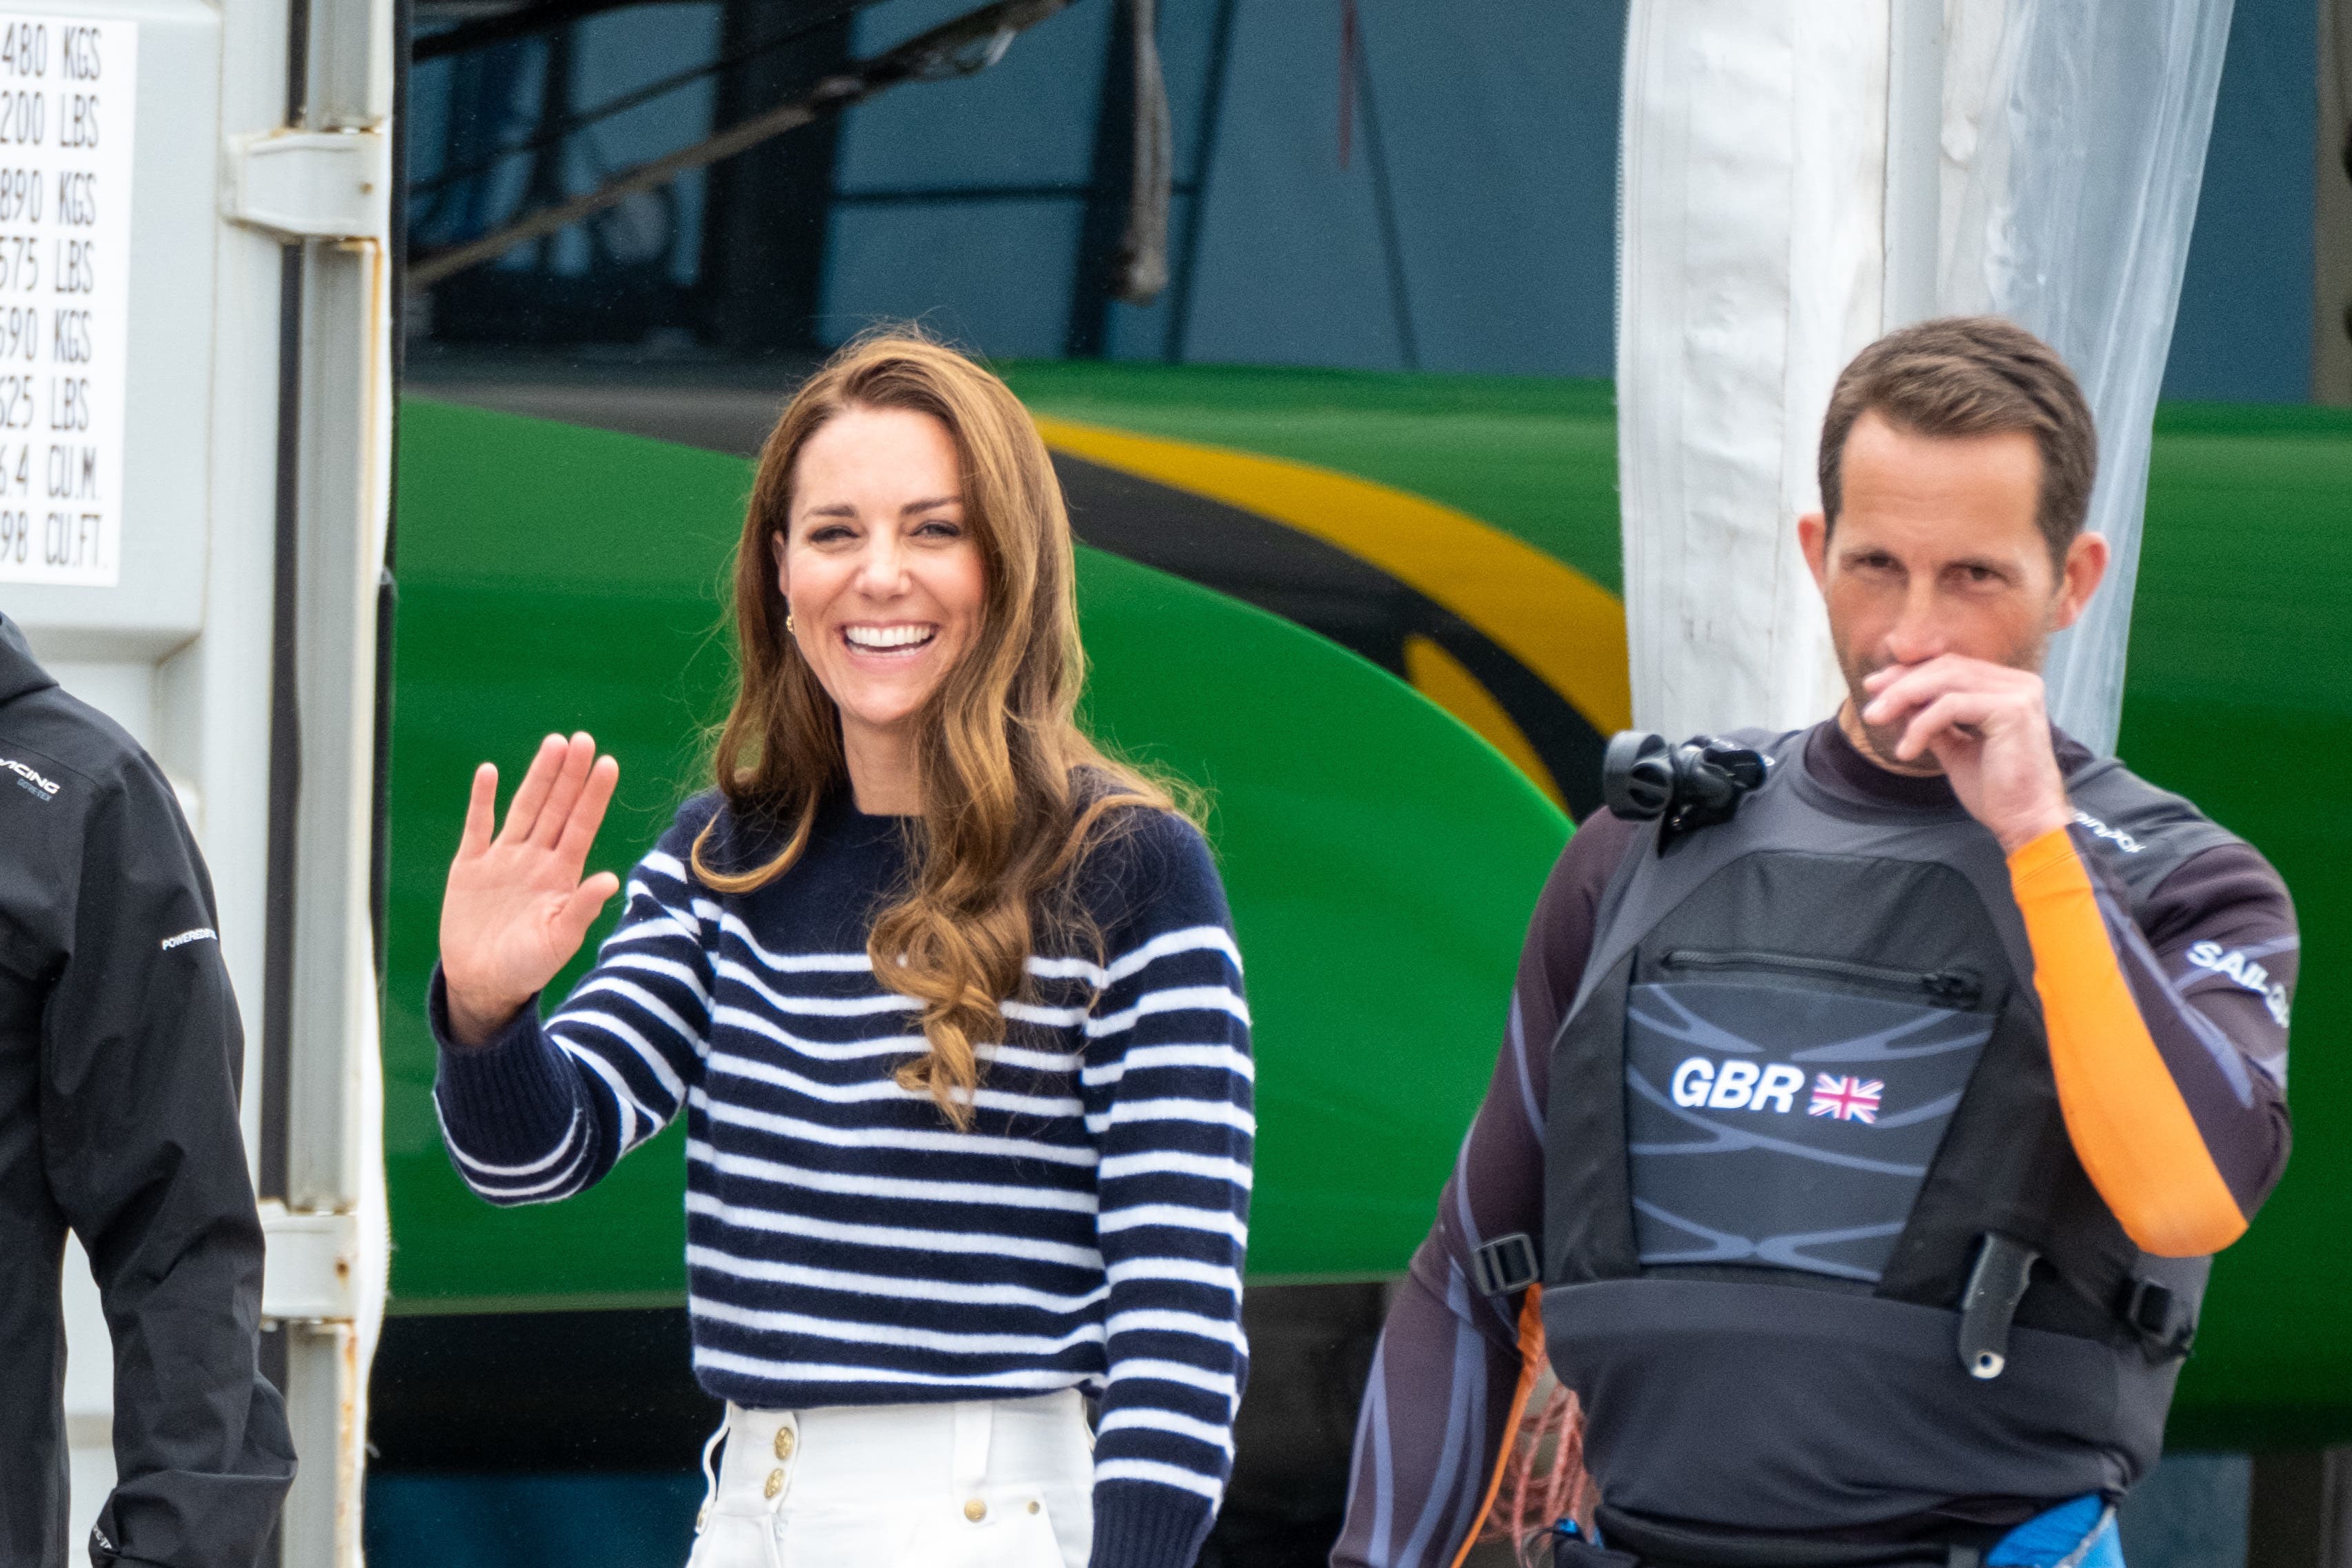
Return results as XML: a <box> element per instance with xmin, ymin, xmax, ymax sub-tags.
<box><xmin>0</xmin><ymin>611</ymin><xmax>295</xmax><ymax>1567</ymax></box>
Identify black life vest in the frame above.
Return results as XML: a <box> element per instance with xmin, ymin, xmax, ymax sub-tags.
<box><xmin>1539</xmin><ymin>728</ymin><xmax>2241</xmax><ymax>1536</ymax></box>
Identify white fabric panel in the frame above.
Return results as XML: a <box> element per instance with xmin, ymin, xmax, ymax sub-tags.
<box><xmin>1940</xmin><ymin>0</ymin><xmax>2236</xmax><ymax>755</ymax></box>
<box><xmin>1618</xmin><ymin>0</ymin><xmax>2231</xmax><ymax>755</ymax></box>
<box><xmin>1616</xmin><ymin>0</ymin><xmax>1889</xmax><ymax>738</ymax></box>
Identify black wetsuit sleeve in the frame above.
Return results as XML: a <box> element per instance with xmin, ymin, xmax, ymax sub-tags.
<box><xmin>41</xmin><ymin>756</ymin><xmax>296</xmax><ymax>1566</ymax></box>
<box><xmin>2133</xmin><ymin>839</ymin><xmax>2295</xmax><ymax>1197</ymax></box>
<box><xmin>1330</xmin><ymin>810</ymin><xmax>1640</xmax><ymax>1568</ymax></box>
<box><xmin>2007</xmin><ymin>832</ymin><xmax>2295</xmax><ymax>1256</ymax></box>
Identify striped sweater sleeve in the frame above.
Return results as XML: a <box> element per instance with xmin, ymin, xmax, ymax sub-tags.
<box><xmin>432</xmin><ymin>806</ymin><xmax>717</xmax><ymax>1205</ymax></box>
<box><xmin>1077</xmin><ymin>813</ymin><xmax>1256</xmax><ymax>1568</ymax></box>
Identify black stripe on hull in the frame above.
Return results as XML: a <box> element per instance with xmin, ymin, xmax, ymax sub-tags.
<box><xmin>1054</xmin><ymin>452</ymin><xmax>1605</xmax><ymax>816</ymax></box>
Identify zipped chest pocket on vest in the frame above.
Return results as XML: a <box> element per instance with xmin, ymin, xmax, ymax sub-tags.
<box><xmin>1622</xmin><ymin>949</ymin><xmax>1993</xmax><ymax>1286</ymax></box>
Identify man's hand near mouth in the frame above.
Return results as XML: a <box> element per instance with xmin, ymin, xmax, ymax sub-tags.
<box><xmin>1857</xmin><ymin>654</ymin><xmax>2074</xmax><ymax>854</ymax></box>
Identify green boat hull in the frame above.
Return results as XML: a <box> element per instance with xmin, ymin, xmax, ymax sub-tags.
<box><xmin>385</xmin><ymin>369</ymin><xmax>2352</xmax><ymax>1446</ymax></box>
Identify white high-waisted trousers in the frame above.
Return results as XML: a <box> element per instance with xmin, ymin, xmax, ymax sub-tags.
<box><xmin>684</xmin><ymin>1389</ymin><xmax>1095</xmax><ymax>1568</ymax></box>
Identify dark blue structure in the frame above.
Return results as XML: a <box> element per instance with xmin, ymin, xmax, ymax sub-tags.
<box><xmin>408</xmin><ymin>0</ymin><xmax>2321</xmax><ymax>396</ymax></box>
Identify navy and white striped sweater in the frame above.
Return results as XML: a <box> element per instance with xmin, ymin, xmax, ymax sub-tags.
<box><xmin>432</xmin><ymin>790</ymin><xmax>1254</xmax><ymax>1567</ymax></box>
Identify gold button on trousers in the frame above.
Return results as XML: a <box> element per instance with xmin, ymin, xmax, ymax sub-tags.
<box><xmin>685</xmin><ymin>1389</ymin><xmax>1093</xmax><ymax>1567</ymax></box>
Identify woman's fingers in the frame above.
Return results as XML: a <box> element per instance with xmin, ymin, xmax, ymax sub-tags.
<box><xmin>498</xmin><ymin>733</ymin><xmax>570</xmax><ymax>845</ymax></box>
<box><xmin>447</xmin><ymin>732</ymin><xmax>616</xmax><ymax>995</ymax></box>
<box><xmin>530</xmin><ymin>733</ymin><xmax>600</xmax><ymax>850</ymax></box>
<box><xmin>554</xmin><ymin>754</ymin><xmax>621</xmax><ymax>868</ymax></box>
<box><xmin>556</xmin><ymin>870</ymin><xmax>623</xmax><ymax>952</ymax></box>
<box><xmin>458</xmin><ymin>762</ymin><xmax>499</xmax><ymax>858</ymax></box>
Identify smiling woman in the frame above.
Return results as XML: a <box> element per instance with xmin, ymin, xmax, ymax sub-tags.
<box><xmin>693</xmin><ymin>334</ymin><xmax>1195</xmax><ymax>1132</ymax></box>
<box><xmin>428</xmin><ymin>331</ymin><xmax>1254</xmax><ymax>1568</ymax></box>
<box><xmin>766</xmin><ymin>405</ymin><xmax>985</xmax><ymax>816</ymax></box>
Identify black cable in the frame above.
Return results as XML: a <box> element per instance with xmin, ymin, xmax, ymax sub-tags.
<box><xmin>415</xmin><ymin>0</ymin><xmax>617</xmax><ymax>61</ymax></box>
<box><xmin>1349</xmin><ymin>9</ymin><xmax>1418</xmax><ymax>372</ymax></box>
<box><xmin>411</xmin><ymin>0</ymin><xmax>863</xmax><ymax>199</ymax></box>
<box><xmin>2336</xmin><ymin>4</ymin><xmax>2350</xmax><ymax>354</ymax></box>
<box><xmin>377</xmin><ymin>0</ymin><xmax>410</xmax><ymax>987</ymax></box>
<box><xmin>260</xmin><ymin>245</ymin><xmax>302</xmax><ymax>1211</ymax></box>
<box><xmin>1160</xmin><ymin>0</ymin><xmax>1235</xmax><ymax>362</ymax></box>
<box><xmin>414</xmin><ymin>0</ymin><xmax>878</xmax><ymax>62</ymax></box>
<box><xmin>409</xmin><ymin>0</ymin><xmax>1076</xmax><ymax>290</ymax></box>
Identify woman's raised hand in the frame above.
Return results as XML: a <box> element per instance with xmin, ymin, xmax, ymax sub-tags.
<box><xmin>440</xmin><ymin>732</ymin><xmax>623</xmax><ymax>1047</ymax></box>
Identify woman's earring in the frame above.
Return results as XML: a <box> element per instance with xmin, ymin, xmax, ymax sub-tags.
<box><xmin>785</xmin><ymin>610</ymin><xmax>796</xmax><ymax>634</ymax></box>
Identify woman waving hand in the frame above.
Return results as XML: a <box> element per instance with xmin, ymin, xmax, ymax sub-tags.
<box><xmin>433</xmin><ymin>333</ymin><xmax>1254</xmax><ymax>1568</ymax></box>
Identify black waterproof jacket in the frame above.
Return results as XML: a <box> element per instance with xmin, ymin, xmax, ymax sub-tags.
<box><xmin>0</xmin><ymin>614</ymin><xmax>294</xmax><ymax>1567</ymax></box>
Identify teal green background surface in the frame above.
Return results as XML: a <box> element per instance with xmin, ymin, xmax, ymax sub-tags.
<box><xmin>2116</xmin><ymin>403</ymin><xmax>2352</xmax><ymax>1444</ymax></box>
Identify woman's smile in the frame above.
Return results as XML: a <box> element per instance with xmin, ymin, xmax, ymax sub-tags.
<box><xmin>839</xmin><ymin>621</ymin><xmax>939</xmax><ymax>656</ymax></box>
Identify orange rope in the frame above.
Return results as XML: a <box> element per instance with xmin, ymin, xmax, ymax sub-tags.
<box><xmin>1446</xmin><ymin>1286</ymin><xmax>1549</xmax><ymax>1568</ymax></box>
<box><xmin>1496</xmin><ymin>1380</ymin><xmax>1591</xmax><ymax>1549</ymax></box>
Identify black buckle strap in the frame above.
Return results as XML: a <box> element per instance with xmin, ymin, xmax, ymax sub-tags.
<box><xmin>1960</xmin><ymin>1235</ymin><xmax>2195</xmax><ymax>1371</ymax></box>
<box><xmin>2118</xmin><ymin>1276</ymin><xmax>2197</xmax><ymax>1361</ymax></box>
<box><xmin>1591</xmin><ymin>1504</ymin><xmax>1996</xmax><ymax>1568</ymax></box>
<box><xmin>1551</xmin><ymin>1526</ymin><xmax>1640</xmax><ymax>1568</ymax></box>
<box><xmin>1471</xmin><ymin>1232</ymin><xmax>1541</xmax><ymax>1296</ymax></box>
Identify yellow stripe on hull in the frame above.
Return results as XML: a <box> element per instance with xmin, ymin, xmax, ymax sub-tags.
<box><xmin>1034</xmin><ymin>416</ymin><xmax>1632</xmax><ymax>739</ymax></box>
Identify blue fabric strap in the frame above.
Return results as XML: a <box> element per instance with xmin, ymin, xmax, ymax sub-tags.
<box><xmin>1987</xmin><ymin>1496</ymin><xmax>2122</xmax><ymax>1568</ymax></box>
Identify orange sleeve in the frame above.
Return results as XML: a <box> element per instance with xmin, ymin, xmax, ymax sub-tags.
<box><xmin>2008</xmin><ymin>828</ymin><xmax>2247</xmax><ymax>1257</ymax></box>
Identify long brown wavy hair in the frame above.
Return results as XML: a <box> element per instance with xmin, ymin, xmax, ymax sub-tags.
<box><xmin>692</xmin><ymin>329</ymin><xmax>1180</xmax><ymax>1128</ymax></box>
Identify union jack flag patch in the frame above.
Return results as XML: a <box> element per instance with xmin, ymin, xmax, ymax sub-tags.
<box><xmin>1809</xmin><ymin>1074</ymin><xmax>1883</xmax><ymax>1123</ymax></box>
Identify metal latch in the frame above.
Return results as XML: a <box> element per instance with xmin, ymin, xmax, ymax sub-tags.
<box><xmin>258</xmin><ymin>1200</ymin><xmax>360</xmax><ymax>1323</ymax></box>
<box><xmin>225</xmin><ymin>128</ymin><xmax>391</xmax><ymax>243</ymax></box>
<box><xmin>1957</xmin><ymin>1232</ymin><xmax>2040</xmax><ymax>1379</ymax></box>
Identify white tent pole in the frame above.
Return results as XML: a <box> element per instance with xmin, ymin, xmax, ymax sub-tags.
<box><xmin>1882</xmin><ymin>0</ymin><xmax>1944</xmax><ymax>332</ymax></box>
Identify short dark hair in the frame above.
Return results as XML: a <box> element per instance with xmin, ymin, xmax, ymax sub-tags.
<box><xmin>1818</xmin><ymin>316</ymin><xmax>2098</xmax><ymax>566</ymax></box>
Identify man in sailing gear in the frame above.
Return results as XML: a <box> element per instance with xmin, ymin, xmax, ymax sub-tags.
<box><xmin>0</xmin><ymin>613</ymin><xmax>296</xmax><ymax>1567</ymax></box>
<box><xmin>1330</xmin><ymin>318</ymin><xmax>2294</xmax><ymax>1568</ymax></box>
